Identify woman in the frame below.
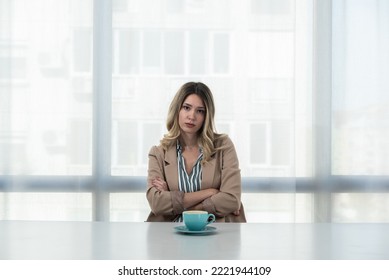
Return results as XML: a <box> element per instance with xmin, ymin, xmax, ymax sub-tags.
<box><xmin>146</xmin><ymin>82</ymin><xmax>246</xmax><ymax>222</ymax></box>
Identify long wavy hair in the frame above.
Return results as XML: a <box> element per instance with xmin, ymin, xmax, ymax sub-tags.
<box><xmin>160</xmin><ymin>82</ymin><xmax>226</xmax><ymax>163</ymax></box>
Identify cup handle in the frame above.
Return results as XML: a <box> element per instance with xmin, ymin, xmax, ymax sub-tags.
<box><xmin>207</xmin><ymin>214</ymin><xmax>216</xmax><ymax>224</ymax></box>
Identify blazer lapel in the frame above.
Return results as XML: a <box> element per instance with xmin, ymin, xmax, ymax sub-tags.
<box><xmin>164</xmin><ymin>146</ymin><xmax>179</xmax><ymax>191</ymax></box>
<box><xmin>201</xmin><ymin>154</ymin><xmax>216</xmax><ymax>188</ymax></box>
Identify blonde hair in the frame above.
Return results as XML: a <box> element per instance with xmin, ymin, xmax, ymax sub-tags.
<box><xmin>160</xmin><ymin>82</ymin><xmax>226</xmax><ymax>163</ymax></box>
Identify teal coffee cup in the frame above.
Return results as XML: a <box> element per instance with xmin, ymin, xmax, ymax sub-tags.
<box><xmin>183</xmin><ymin>210</ymin><xmax>216</xmax><ymax>231</ymax></box>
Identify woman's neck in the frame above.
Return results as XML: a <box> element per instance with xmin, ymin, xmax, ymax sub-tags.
<box><xmin>179</xmin><ymin>134</ymin><xmax>198</xmax><ymax>150</ymax></box>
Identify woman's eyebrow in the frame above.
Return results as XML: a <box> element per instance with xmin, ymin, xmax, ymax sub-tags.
<box><xmin>183</xmin><ymin>102</ymin><xmax>205</xmax><ymax>110</ymax></box>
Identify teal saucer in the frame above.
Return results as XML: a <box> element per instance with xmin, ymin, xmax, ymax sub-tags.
<box><xmin>174</xmin><ymin>225</ymin><xmax>217</xmax><ymax>235</ymax></box>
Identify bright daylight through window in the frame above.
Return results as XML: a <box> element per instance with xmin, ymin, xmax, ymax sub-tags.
<box><xmin>1</xmin><ymin>0</ymin><xmax>389</xmax><ymax>223</ymax></box>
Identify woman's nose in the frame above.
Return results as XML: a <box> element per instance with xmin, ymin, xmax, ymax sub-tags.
<box><xmin>188</xmin><ymin>110</ymin><xmax>195</xmax><ymax>120</ymax></box>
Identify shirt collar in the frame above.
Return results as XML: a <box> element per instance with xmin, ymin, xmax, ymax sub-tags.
<box><xmin>176</xmin><ymin>141</ymin><xmax>203</xmax><ymax>154</ymax></box>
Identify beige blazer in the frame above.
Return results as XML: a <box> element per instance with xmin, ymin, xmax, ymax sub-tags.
<box><xmin>146</xmin><ymin>136</ymin><xmax>246</xmax><ymax>222</ymax></box>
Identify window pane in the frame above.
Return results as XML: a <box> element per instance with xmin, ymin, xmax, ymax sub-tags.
<box><xmin>249</xmin><ymin>31</ymin><xmax>294</xmax><ymax>77</ymax></box>
<box><xmin>333</xmin><ymin>193</ymin><xmax>389</xmax><ymax>223</ymax></box>
<box><xmin>243</xmin><ymin>193</ymin><xmax>312</xmax><ymax>223</ymax></box>
<box><xmin>164</xmin><ymin>31</ymin><xmax>185</xmax><ymax>74</ymax></box>
<box><xmin>142</xmin><ymin>123</ymin><xmax>163</xmax><ymax>165</ymax></box>
<box><xmin>143</xmin><ymin>31</ymin><xmax>161</xmax><ymax>69</ymax></box>
<box><xmin>119</xmin><ymin>30</ymin><xmax>140</xmax><ymax>74</ymax></box>
<box><xmin>166</xmin><ymin>0</ymin><xmax>184</xmax><ymax>14</ymax></box>
<box><xmin>110</xmin><ymin>193</ymin><xmax>150</xmax><ymax>222</ymax></box>
<box><xmin>271</xmin><ymin>120</ymin><xmax>290</xmax><ymax>166</ymax></box>
<box><xmin>251</xmin><ymin>0</ymin><xmax>291</xmax><ymax>15</ymax></box>
<box><xmin>0</xmin><ymin>56</ymin><xmax>27</xmax><ymax>79</ymax></box>
<box><xmin>112</xmin><ymin>0</ymin><xmax>128</xmax><ymax>11</ymax></box>
<box><xmin>189</xmin><ymin>31</ymin><xmax>207</xmax><ymax>74</ymax></box>
<box><xmin>0</xmin><ymin>192</ymin><xmax>92</xmax><ymax>221</ymax></box>
<box><xmin>111</xmin><ymin>0</ymin><xmax>312</xmax><ymax>178</ymax></box>
<box><xmin>332</xmin><ymin>1</ymin><xmax>389</xmax><ymax>175</ymax></box>
<box><xmin>250</xmin><ymin>123</ymin><xmax>267</xmax><ymax>164</ymax></box>
<box><xmin>73</xmin><ymin>28</ymin><xmax>92</xmax><ymax>73</ymax></box>
<box><xmin>113</xmin><ymin>121</ymin><xmax>138</xmax><ymax>167</ymax></box>
<box><xmin>69</xmin><ymin>120</ymin><xmax>91</xmax><ymax>166</ymax></box>
<box><xmin>0</xmin><ymin>0</ymin><xmax>93</xmax><ymax>175</ymax></box>
<box><xmin>213</xmin><ymin>33</ymin><xmax>229</xmax><ymax>73</ymax></box>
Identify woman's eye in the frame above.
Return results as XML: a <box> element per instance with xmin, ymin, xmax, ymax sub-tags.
<box><xmin>182</xmin><ymin>105</ymin><xmax>190</xmax><ymax>110</ymax></box>
<box><xmin>197</xmin><ymin>109</ymin><xmax>205</xmax><ymax>114</ymax></box>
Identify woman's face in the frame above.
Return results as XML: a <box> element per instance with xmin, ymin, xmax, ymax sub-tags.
<box><xmin>178</xmin><ymin>94</ymin><xmax>206</xmax><ymax>137</ymax></box>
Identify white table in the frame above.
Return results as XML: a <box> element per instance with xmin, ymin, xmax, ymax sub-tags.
<box><xmin>1</xmin><ymin>221</ymin><xmax>389</xmax><ymax>260</ymax></box>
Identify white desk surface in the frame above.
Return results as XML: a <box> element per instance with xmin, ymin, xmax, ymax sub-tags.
<box><xmin>1</xmin><ymin>221</ymin><xmax>389</xmax><ymax>260</ymax></box>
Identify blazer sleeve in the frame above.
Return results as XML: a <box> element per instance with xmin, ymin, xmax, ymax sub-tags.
<box><xmin>146</xmin><ymin>146</ymin><xmax>185</xmax><ymax>216</ymax></box>
<box><xmin>202</xmin><ymin>137</ymin><xmax>242</xmax><ymax>217</ymax></box>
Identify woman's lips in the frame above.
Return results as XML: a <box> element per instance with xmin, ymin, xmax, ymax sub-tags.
<box><xmin>185</xmin><ymin>123</ymin><xmax>195</xmax><ymax>128</ymax></box>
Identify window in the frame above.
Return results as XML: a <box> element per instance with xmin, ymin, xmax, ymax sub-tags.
<box><xmin>332</xmin><ymin>0</ymin><xmax>389</xmax><ymax>176</ymax></box>
<box><xmin>2</xmin><ymin>0</ymin><xmax>388</xmax><ymax>223</ymax></box>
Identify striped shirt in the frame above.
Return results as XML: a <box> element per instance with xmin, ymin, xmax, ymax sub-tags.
<box><xmin>174</xmin><ymin>141</ymin><xmax>203</xmax><ymax>222</ymax></box>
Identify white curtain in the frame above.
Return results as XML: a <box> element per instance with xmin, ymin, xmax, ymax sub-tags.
<box><xmin>330</xmin><ymin>0</ymin><xmax>389</xmax><ymax>222</ymax></box>
<box><xmin>0</xmin><ymin>0</ymin><xmax>388</xmax><ymax>222</ymax></box>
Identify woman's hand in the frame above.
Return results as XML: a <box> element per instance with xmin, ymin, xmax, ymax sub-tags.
<box><xmin>206</xmin><ymin>188</ymin><xmax>219</xmax><ymax>196</ymax></box>
<box><xmin>151</xmin><ymin>177</ymin><xmax>168</xmax><ymax>192</ymax></box>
